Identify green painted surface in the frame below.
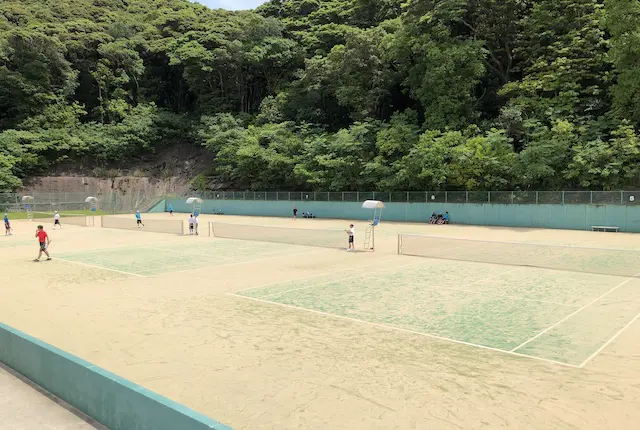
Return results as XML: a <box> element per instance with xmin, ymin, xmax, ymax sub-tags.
<box><xmin>0</xmin><ymin>323</ymin><xmax>232</xmax><ymax>430</ymax></box>
<box><xmin>237</xmin><ymin>259</ymin><xmax>638</xmax><ymax>365</ymax></box>
<box><xmin>165</xmin><ymin>198</ymin><xmax>640</xmax><ymax>232</ymax></box>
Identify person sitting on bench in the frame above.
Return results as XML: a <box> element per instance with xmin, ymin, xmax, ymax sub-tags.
<box><xmin>442</xmin><ymin>212</ymin><xmax>450</xmax><ymax>224</ymax></box>
<box><xmin>429</xmin><ymin>212</ymin><xmax>438</xmax><ymax>224</ymax></box>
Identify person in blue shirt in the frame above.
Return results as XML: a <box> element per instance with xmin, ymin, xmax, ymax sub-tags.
<box><xmin>443</xmin><ymin>212</ymin><xmax>450</xmax><ymax>224</ymax></box>
<box><xmin>168</xmin><ymin>203</ymin><xmax>173</xmax><ymax>216</ymax></box>
<box><xmin>135</xmin><ymin>210</ymin><xmax>144</xmax><ymax>228</ymax></box>
<box><xmin>4</xmin><ymin>213</ymin><xmax>11</xmax><ymax>236</ymax></box>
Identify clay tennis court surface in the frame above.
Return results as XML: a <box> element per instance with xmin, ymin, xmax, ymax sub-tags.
<box><xmin>1</xmin><ymin>214</ymin><xmax>640</xmax><ymax>429</ymax></box>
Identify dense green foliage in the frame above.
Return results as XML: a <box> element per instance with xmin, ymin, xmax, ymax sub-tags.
<box><xmin>1</xmin><ymin>0</ymin><xmax>639</xmax><ymax>191</ymax></box>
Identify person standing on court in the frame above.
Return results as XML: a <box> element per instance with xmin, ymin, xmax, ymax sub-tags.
<box><xmin>194</xmin><ymin>214</ymin><xmax>199</xmax><ymax>235</ymax></box>
<box><xmin>345</xmin><ymin>224</ymin><xmax>355</xmax><ymax>251</ymax></box>
<box><xmin>188</xmin><ymin>214</ymin><xmax>195</xmax><ymax>235</ymax></box>
<box><xmin>135</xmin><ymin>210</ymin><xmax>144</xmax><ymax>228</ymax></box>
<box><xmin>53</xmin><ymin>211</ymin><xmax>62</xmax><ymax>229</ymax></box>
<box><xmin>4</xmin><ymin>213</ymin><xmax>11</xmax><ymax>236</ymax></box>
<box><xmin>34</xmin><ymin>225</ymin><xmax>51</xmax><ymax>262</ymax></box>
<box><xmin>293</xmin><ymin>206</ymin><xmax>298</xmax><ymax>220</ymax></box>
<box><xmin>168</xmin><ymin>203</ymin><xmax>174</xmax><ymax>216</ymax></box>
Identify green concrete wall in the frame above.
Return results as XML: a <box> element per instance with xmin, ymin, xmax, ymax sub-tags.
<box><xmin>147</xmin><ymin>199</ymin><xmax>167</xmax><ymax>213</ymax></box>
<box><xmin>0</xmin><ymin>322</ymin><xmax>231</xmax><ymax>430</ymax></box>
<box><xmin>165</xmin><ymin>198</ymin><xmax>640</xmax><ymax>232</ymax></box>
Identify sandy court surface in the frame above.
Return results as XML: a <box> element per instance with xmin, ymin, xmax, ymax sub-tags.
<box><xmin>1</xmin><ymin>214</ymin><xmax>640</xmax><ymax>429</ymax></box>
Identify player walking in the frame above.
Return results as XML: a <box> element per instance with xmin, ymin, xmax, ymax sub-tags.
<box><xmin>4</xmin><ymin>213</ymin><xmax>11</xmax><ymax>235</ymax></box>
<box><xmin>345</xmin><ymin>224</ymin><xmax>355</xmax><ymax>251</ymax></box>
<box><xmin>53</xmin><ymin>211</ymin><xmax>62</xmax><ymax>229</ymax></box>
<box><xmin>34</xmin><ymin>225</ymin><xmax>51</xmax><ymax>262</ymax></box>
<box><xmin>194</xmin><ymin>214</ymin><xmax>199</xmax><ymax>235</ymax></box>
<box><xmin>168</xmin><ymin>203</ymin><xmax>174</xmax><ymax>216</ymax></box>
<box><xmin>135</xmin><ymin>210</ymin><xmax>144</xmax><ymax>228</ymax></box>
<box><xmin>293</xmin><ymin>206</ymin><xmax>298</xmax><ymax>220</ymax></box>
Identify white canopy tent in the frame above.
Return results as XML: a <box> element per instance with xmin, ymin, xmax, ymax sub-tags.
<box><xmin>186</xmin><ymin>197</ymin><xmax>203</xmax><ymax>215</ymax></box>
<box><xmin>21</xmin><ymin>196</ymin><xmax>34</xmax><ymax>220</ymax></box>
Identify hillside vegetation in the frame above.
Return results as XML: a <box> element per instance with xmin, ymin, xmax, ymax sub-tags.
<box><xmin>1</xmin><ymin>0</ymin><xmax>639</xmax><ymax>191</ymax></box>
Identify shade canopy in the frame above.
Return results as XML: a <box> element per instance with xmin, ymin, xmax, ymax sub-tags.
<box><xmin>186</xmin><ymin>197</ymin><xmax>203</xmax><ymax>204</ymax></box>
<box><xmin>361</xmin><ymin>200</ymin><xmax>384</xmax><ymax>209</ymax></box>
<box><xmin>85</xmin><ymin>196</ymin><xmax>98</xmax><ymax>203</ymax></box>
<box><xmin>21</xmin><ymin>195</ymin><xmax>34</xmax><ymax>202</ymax></box>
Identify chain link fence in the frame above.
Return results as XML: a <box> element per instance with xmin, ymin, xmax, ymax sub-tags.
<box><xmin>2</xmin><ymin>190</ymin><xmax>638</xmax><ymax>212</ymax></box>
<box><xmin>186</xmin><ymin>191</ymin><xmax>640</xmax><ymax>205</ymax></box>
<box><xmin>0</xmin><ymin>191</ymin><xmax>164</xmax><ymax>213</ymax></box>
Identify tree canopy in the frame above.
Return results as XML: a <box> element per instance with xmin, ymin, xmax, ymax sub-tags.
<box><xmin>0</xmin><ymin>0</ymin><xmax>639</xmax><ymax>191</ymax></box>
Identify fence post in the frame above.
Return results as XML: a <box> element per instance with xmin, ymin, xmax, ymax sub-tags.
<box><xmin>488</xmin><ymin>192</ymin><xmax>491</xmax><ymax>203</ymax></box>
<box><xmin>536</xmin><ymin>191</ymin><xmax>539</xmax><ymax>204</ymax></box>
<box><xmin>425</xmin><ymin>191</ymin><xmax>428</xmax><ymax>203</ymax></box>
<box><xmin>445</xmin><ymin>191</ymin><xmax>448</xmax><ymax>203</ymax></box>
<box><xmin>590</xmin><ymin>191</ymin><xmax>593</xmax><ymax>205</ymax></box>
<box><xmin>342</xmin><ymin>192</ymin><xmax>344</xmax><ymax>202</ymax></box>
<box><xmin>511</xmin><ymin>192</ymin><xmax>514</xmax><ymax>204</ymax></box>
<box><xmin>466</xmin><ymin>191</ymin><xmax>469</xmax><ymax>203</ymax></box>
<box><xmin>356</xmin><ymin>191</ymin><xmax>359</xmax><ymax>202</ymax></box>
<box><xmin>562</xmin><ymin>191</ymin><xmax>565</xmax><ymax>205</ymax></box>
<box><xmin>406</xmin><ymin>191</ymin><xmax>409</xmax><ymax>203</ymax></box>
<box><xmin>621</xmin><ymin>191</ymin><xmax>624</xmax><ymax>205</ymax></box>
<box><xmin>288</xmin><ymin>192</ymin><xmax>291</xmax><ymax>201</ymax></box>
<box><xmin>389</xmin><ymin>192</ymin><xmax>392</xmax><ymax>202</ymax></box>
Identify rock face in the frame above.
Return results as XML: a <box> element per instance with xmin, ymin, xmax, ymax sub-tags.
<box><xmin>24</xmin><ymin>176</ymin><xmax>188</xmax><ymax>196</ymax></box>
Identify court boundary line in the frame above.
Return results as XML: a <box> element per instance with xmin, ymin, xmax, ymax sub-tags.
<box><xmin>228</xmin><ymin>293</ymin><xmax>580</xmax><ymax>369</ymax></box>
<box><xmin>430</xmin><ymin>284</ymin><xmax>579</xmax><ymax>308</ymax></box>
<box><xmin>579</xmin><ymin>309</ymin><xmax>640</xmax><ymax>368</ymax></box>
<box><xmin>53</xmin><ymin>257</ymin><xmax>146</xmax><ymax>278</ymax></box>
<box><xmin>511</xmin><ymin>271</ymin><xmax>640</xmax><ymax>353</ymax></box>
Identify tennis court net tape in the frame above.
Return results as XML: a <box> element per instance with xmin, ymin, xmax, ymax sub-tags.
<box><xmin>101</xmin><ymin>216</ymin><xmax>184</xmax><ymax>235</ymax></box>
<box><xmin>210</xmin><ymin>222</ymin><xmax>347</xmax><ymax>249</ymax></box>
<box><xmin>397</xmin><ymin>234</ymin><xmax>640</xmax><ymax>277</ymax></box>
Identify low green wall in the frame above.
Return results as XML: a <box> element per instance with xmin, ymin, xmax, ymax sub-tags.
<box><xmin>165</xmin><ymin>198</ymin><xmax>640</xmax><ymax>232</ymax></box>
<box><xmin>0</xmin><ymin>322</ymin><xmax>231</xmax><ymax>430</ymax></box>
<box><xmin>148</xmin><ymin>199</ymin><xmax>167</xmax><ymax>213</ymax></box>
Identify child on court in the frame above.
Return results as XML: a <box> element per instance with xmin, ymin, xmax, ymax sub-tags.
<box><xmin>135</xmin><ymin>210</ymin><xmax>144</xmax><ymax>227</ymax></box>
<box><xmin>168</xmin><ymin>203</ymin><xmax>174</xmax><ymax>216</ymax></box>
<box><xmin>345</xmin><ymin>224</ymin><xmax>355</xmax><ymax>251</ymax></box>
<box><xmin>293</xmin><ymin>206</ymin><xmax>298</xmax><ymax>220</ymax></box>
<box><xmin>188</xmin><ymin>214</ymin><xmax>195</xmax><ymax>235</ymax></box>
<box><xmin>34</xmin><ymin>225</ymin><xmax>51</xmax><ymax>262</ymax></box>
<box><xmin>53</xmin><ymin>211</ymin><xmax>62</xmax><ymax>229</ymax></box>
<box><xmin>194</xmin><ymin>214</ymin><xmax>199</xmax><ymax>235</ymax></box>
<box><xmin>4</xmin><ymin>213</ymin><xmax>11</xmax><ymax>236</ymax></box>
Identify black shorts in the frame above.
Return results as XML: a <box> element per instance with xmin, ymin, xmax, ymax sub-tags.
<box><xmin>348</xmin><ymin>236</ymin><xmax>354</xmax><ymax>243</ymax></box>
<box><xmin>189</xmin><ymin>224</ymin><xmax>194</xmax><ymax>229</ymax></box>
<box><xmin>5</xmin><ymin>223</ymin><xmax>9</xmax><ymax>229</ymax></box>
<box><xmin>137</xmin><ymin>219</ymin><xmax>142</xmax><ymax>224</ymax></box>
<box><xmin>54</xmin><ymin>219</ymin><xmax>60</xmax><ymax>225</ymax></box>
<box><xmin>39</xmin><ymin>242</ymin><xmax>47</xmax><ymax>251</ymax></box>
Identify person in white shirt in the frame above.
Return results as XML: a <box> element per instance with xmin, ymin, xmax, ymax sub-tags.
<box><xmin>345</xmin><ymin>224</ymin><xmax>355</xmax><ymax>251</ymax></box>
<box><xmin>194</xmin><ymin>215</ymin><xmax>199</xmax><ymax>236</ymax></box>
<box><xmin>188</xmin><ymin>214</ymin><xmax>195</xmax><ymax>235</ymax></box>
<box><xmin>53</xmin><ymin>211</ymin><xmax>62</xmax><ymax>229</ymax></box>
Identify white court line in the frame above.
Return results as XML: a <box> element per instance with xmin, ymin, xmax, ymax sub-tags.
<box><xmin>511</xmin><ymin>271</ymin><xmax>640</xmax><ymax>353</ymax></box>
<box><xmin>232</xmin><ymin>257</ymin><xmax>400</xmax><ymax>295</ymax></box>
<box><xmin>229</xmin><ymin>293</ymin><xmax>580</xmax><ymax>369</ymax></box>
<box><xmin>142</xmin><ymin>248</ymin><xmax>326</xmax><ymax>277</ymax></box>
<box><xmin>54</xmin><ymin>257</ymin><xmax>146</xmax><ymax>278</ymax></box>
<box><xmin>579</xmin><ymin>309</ymin><xmax>640</xmax><ymax>368</ymax></box>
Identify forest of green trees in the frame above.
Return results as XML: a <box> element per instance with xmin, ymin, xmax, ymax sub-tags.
<box><xmin>1</xmin><ymin>0</ymin><xmax>639</xmax><ymax>191</ymax></box>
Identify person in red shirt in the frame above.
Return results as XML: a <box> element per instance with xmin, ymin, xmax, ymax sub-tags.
<box><xmin>34</xmin><ymin>225</ymin><xmax>51</xmax><ymax>262</ymax></box>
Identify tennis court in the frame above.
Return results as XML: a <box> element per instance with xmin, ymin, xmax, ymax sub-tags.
<box><xmin>1</xmin><ymin>213</ymin><xmax>640</xmax><ymax>429</ymax></box>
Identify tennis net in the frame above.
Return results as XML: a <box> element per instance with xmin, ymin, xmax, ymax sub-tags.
<box><xmin>397</xmin><ymin>234</ymin><xmax>640</xmax><ymax>277</ymax></box>
<box><xmin>210</xmin><ymin>222</ymin><xmax>347</xmax><ymax>249</ymax></box>
<box><xmin>100</xmin><ymin>216</ymin><xmax>184</xmax><ymax>235</ymax></box>
<box><xmin>31</xmin><ymin>214</ymin><xmax>90</xmax><ymax>227</ymax></box>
